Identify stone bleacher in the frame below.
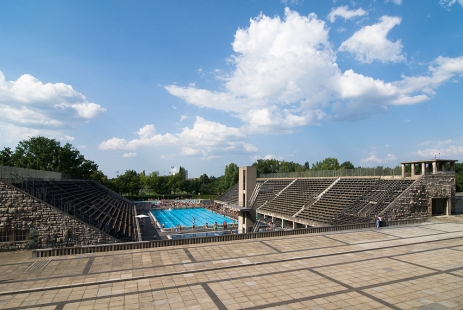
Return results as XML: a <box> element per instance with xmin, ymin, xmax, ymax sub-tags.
<box><xmin>211</xmin><ymin>176</ymin><xmax>418</xmax><ymax>227</ymax></box>
<box><xmin>215</xmin><ymin>183</ymin><xmax>240</xmax><ymax>205</ymax></box>
<box><xmin>297</xmin><ymin>178</ymin><xmax>379</xmax><ymax>224</ymax></box>
<box><xmin>250</xmin><ymin>177</ymin><xmax>417</xmax><ymax>226</ymax></box>
<box><xmin>326</xmin><ymin>179</ymin><xmax>414</xmax><ymax>225</ymax></box>
<box><xmin>257</xmin><ymin>178</ymin><xmax>336</xmax><ymax>217</ymax></box>
<box><xmin>11</xmin><ymin>180</ymin><xmax>136</xmax><ymax>241</ymax></box>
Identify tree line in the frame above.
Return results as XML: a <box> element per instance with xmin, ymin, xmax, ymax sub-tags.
<box><xmin>2</xmin><ymin>137</ymin><xmax>463</xmax><ymax>196</ymax></box>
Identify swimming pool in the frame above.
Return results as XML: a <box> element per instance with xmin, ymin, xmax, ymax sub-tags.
<box><xmin>151</xmin><ymin>208</ymin><xmax>236</xmax><ymax>229</ymax></box>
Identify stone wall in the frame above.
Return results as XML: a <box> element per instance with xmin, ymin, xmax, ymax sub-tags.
<box><xmin>455</xmin><ymin>193</ymin><xmax>463</xmax><ymax>214</ymax></box>
<box><xmin>381</xmin><ymin>174</ymin><xmax>455</xmax><ymax>221</ymax></box>
<box><xmin>0</xmin><ymin>182</ymin><xmax>119</xmax><ymax>251</ymax></box>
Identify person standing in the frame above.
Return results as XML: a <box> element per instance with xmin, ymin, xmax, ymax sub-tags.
<box><xmin>375</xmin><ymin>215</ymin><xmax>380</xmax><ymax>228</ymax></box>
<box><xmin>223</xmin><ymin>221</ymin><xmax>227</xmax><ymax>230</ymax></box>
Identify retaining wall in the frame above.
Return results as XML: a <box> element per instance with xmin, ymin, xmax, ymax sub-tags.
<box><xmin>0</xmin><ymin>182</ymin><xmax>119</xmax><ymax>251</ymax></box>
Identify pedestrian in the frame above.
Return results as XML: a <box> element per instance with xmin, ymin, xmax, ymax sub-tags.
<box><xmin>378</xmin><ymin>216</ymin><xmax>382</xmax><ymax>228</ymax></box>
<box><xmin>223</xmin><ymin>221</ymin><xmax>227</xmax><ymax>230</ymax></box>
<box><xmin>213</xmin><ymin>221</ymin><xmax>218</xmax><ymax>231</ymax></box>
<box><xmin>375</xmin><ymin>215</ymin><xmax>380</xmax><ymax>228</ymax></box>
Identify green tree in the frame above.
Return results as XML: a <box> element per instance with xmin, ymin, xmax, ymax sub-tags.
<box><xmin>252</xmin><ymin>159</ymin><xmax>280</xmax><ymax>177</ymax></box>
<box><xmin>0</xmin><ymin>147</ymin><xmax>13</xmax><ymax>166</ymax></box>
<box><xmin>340</xmin><ymin>161</ymin><xmax>355</xmax><ymax>170</ymax></box>
<box><xmin>116</xmin><ymin>170</ymin><xmax>140</xmax><ymax>196</ymax></box>
<box><xmin>279</xmin><ymin>161</ymin><xmax>303</xmax><ymax>173</ymax></box>
<box><xmin>5</xmin><ymin>136</ymin><xmax>99</xmax><ymax>179</ymax></box>
<box><xmin>220</xmin><ymin>163</ymin><xmax>239</xmax><ymax>192</ymax></box>
<box><xmin>312</xmin><ymin>157</ymin><xmax>340</xmax><ymax>171</ymax></box>
<box><xmin>456</xmin><ymin>163</ymin><xmax>463</xmax><ymax>192</ymax></box>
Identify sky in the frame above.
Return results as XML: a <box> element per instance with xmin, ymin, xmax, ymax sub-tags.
<box><xmin>0</xmin><ymin>0</ymin><xmax>463</xmax><ymax>178</ymax></box>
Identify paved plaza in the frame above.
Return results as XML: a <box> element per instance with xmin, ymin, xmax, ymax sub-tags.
<box><xmin>1</xmin><ymin>218</ymin><xmax>463</xmax><ymax>309</ymax></box>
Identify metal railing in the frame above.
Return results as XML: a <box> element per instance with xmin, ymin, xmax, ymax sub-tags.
<box><xmin>0</xmin><ymin>166</ymin><xmax>68</xmax><ymax>181</ymax></box>
<box><xmin>261</xmin><ymin>167</ymin><xmax>402</xmax><ymax>179</ymax></box>
<box><xmin>31</xmin><ymin>218</ymin><xmax>428</xmax><ymax>257</ymax></box>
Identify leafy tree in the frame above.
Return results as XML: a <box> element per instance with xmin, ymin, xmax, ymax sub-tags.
<box><xmin>220</xmin><ymin>163</ymin><xmax>239</xmax><ymax>192</ymax></box>
<box><xmin>312</xmin><ymin>157</ymin><xmax>340</xmax><ymax>171</ymax></box>
<box><xmin>456</xmin><ymin>163</ymin><xmax>463</xmax><ymax>192</ymax></box>
<box><xmin>340</xmin><ymin>161</ymin><xmax>355</xmax><ymax>170</ymax></box>
<box><xmin>116</xmin><ymin>170</ymin><xmax>140</xmax><ymax>196</ymax></box>
<box><xmin>0</xmin><ymin>147</ymin><xmax>13</xmax><ymax>166</ymax></box>
<box><xmin>252</xmin><ymin>159</ymin><xmax>280</xmax><ymax>177</ymax></box>
<box><xmin>3</xmin><ymin>136</ymin><xmax>99</xmax><ymax>179</ymax></box>
<box><xmin>279</xmin><ymin>161</ymin><xmax>305</xmax><ymax>173</ymax></box>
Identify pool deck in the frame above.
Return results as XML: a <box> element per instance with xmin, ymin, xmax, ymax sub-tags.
<box><xmin>1</xmin><ymin>216</ymin><xmax>463</xmax><ymax>309</ymax></box>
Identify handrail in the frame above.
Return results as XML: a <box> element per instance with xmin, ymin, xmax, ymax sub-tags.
<box><xmin>31</xmin><ymin>218</ymin><xmax>428</xmax><ymax>258</ymax></box>
<box><xmin>133</xmin><ymin>205</ymin><xmax>142</xmax><ymax>242</ymax></box>
<box><xmin>378</xmin><ymin>174</ymin><xmax>424</xmax><ymax>219</ymax></box>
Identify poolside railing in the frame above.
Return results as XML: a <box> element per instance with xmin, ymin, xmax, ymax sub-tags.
<box><xmin>31</xmin><ymin>218</ymin><xmax>428</xmax><ymax>257</ymax></box>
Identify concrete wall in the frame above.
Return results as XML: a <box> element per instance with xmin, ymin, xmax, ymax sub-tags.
<box><xmin>0</xmin><ymin>182</ymin><xmax>119</xmax><ymax>251</ymax></box>
<box><xmin>238</xmin><ymin>166</ymin><xmax>256</xmax><ymax>207</ymax></box>
<box><xmin>381</xmin><ymin>174</ymin><xmax>455</xmax><ymax>220</ymax></box>
<box><xmin>455</xmin><ymin>193</ymin><xmax>463</xmax><ymax>214</ymax></box>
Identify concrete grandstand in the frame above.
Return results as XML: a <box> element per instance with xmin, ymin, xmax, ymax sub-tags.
<box><xmin>0</xmin><ymin>158</ymin><xmax>458</xmax><ymax>251</ymax></box>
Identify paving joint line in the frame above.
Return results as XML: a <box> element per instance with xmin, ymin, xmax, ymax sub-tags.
<box><xmin>322</xmin><ymin>234</ymin><xmax>351</xmax><ymax>245</ymax></box>
<box><xmin>200</xmin><ymin>283</ymin><xmax>227</xmax><ymax>310</ymax></box>
<box><xmin>183</xmin><ymin>248</ymin><xmax>197</xmax><ymax>263</ymax></box>
<box><xmin>3</xmin><ymin>228</ymin><xmax>457</xmax><ymax>284</ymax></box>
<box><xmin>24</xmin><ymin>223</ymin><xmax>433</xmax><ymax>260</ymax></box>
<box><xmin>3</xmin><ymin>249</ymin><xmax>463</xmax><ymax>310</ymax></box>
<box><xmin>259</xmin><ymin>241</ymin><xmax>282</xmax><ymax>253</ymax></box>
<box><xmin>309</xmin><ymin>268</ymin><xmax>401</xmax><ymax>310</ymax></box>
<box><xmin>1</xmin><ymin>234</ymin><xmax>463</xmax><ymax>297</ymax></box>
<box><xmin>82</xmin><ymin>257</ymin><xmax>95</xmax><ymax>275</ymax></box>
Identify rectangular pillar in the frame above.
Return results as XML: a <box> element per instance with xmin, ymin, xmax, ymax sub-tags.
<box><xmin>432</xmin><ymin>161</ymin><xmax>437</xmax><ymax>174</ymax></box>
<box><xmin>401</xmin><ymin>164</ymin><xmax>405</xmax><ymax>178</ymax></box>
<box><xmin>411</xmin><ymin>164</ymin><xmax>415</xmax><ymax>176</ymax></box>
<box><xmin>421</xmin><ymin>162</ymin><xmax>426</xmax><ymax>175</ymax></box>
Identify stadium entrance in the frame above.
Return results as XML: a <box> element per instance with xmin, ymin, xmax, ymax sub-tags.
<box><xmin>432</xmin><ymin>198</ymin><xmax>449</xmax><ymax>215</ymax></box>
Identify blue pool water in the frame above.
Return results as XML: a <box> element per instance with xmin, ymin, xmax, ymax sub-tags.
<box><xmin>151</xmin><ymin>208</ymin><xmax>235</xmax><ymax>229</ymax></box>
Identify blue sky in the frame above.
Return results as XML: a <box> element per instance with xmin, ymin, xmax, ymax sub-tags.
<box><xmin>1</xmin><ymin>0</ymin><xmax>462</xmax><ymax>178</ymax></box>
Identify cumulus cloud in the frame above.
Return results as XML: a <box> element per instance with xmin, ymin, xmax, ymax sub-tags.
<box><xmin>416</xmin><ymin>139</ymin><xmax>463</xmax><ymax>157</ymax></box>
<box><xmin>440</xmin><ymin>0</ymin><xmax>463</xmax><ymax>7</ymax></box>
<box><xmin>327</xmin><ymin>6</ymin><xmax>367</xmax><ymax>23</ymax></box>
<box><xmin>339</xmin><ymin>16</ymin><xmax>405</xmax><ymax>63</ymax></box>
<box><xmin>99</xmin><ymin>116</ymin><xmax>258</xmax><ymax>157</ymax></box>
<box><xmin>361</xmin><ymin>151</ymin><xmax>397</xmax><ymax>164</ymax></box>
<box><xmin>0</xmin><ymin>71</ymin><xmax>105</xmax><ymax>143</ymax></box>
<box><xmin>164</xmin><ymin>8</ymin><xmax>463</xmax><ymax>129</ymax></box>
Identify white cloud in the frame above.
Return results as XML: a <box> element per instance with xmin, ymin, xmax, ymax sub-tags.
<box><xmin>339</xmin><ymin>16</ymin><xmax>405</xmax><ymax>63</ymax></box>
<box><xmin>165</xmin><ymin>9</ymin><xmax>463</xmax><ymax>128</ymax></box>
<box><xmin>99</xmin><ymin>124</ymin><xmax>178</xmax><ymax>150</ymax></box>
<box><xmin>327</xmin><ymin>6</ymin><xmax>367</xmax><ymax>23</ymax></box>
<box><xmin>440</xmin><ymin>0</ymin><xmax>463</xmax><ymax>7</ymax></box>
<box><xmin>99</xmin><ymin>116</ymin><xmax>258</xmax><ymax>158</ymax></box>
<box><xmin>385</xmin><ymin>0</ymin><xmax>402</xmax><ymax>4</ymax></box>
<box><xmin>0</xmin><ymin>122</ymin><xmax>74</xmax><ymax>147</ymax></box>
<box><xmin>0</xmin><ymin>71</ymin><xmax>105</xmax><ymax>143</ymax></box>
<box><xmin>180</xmin><ymin>114</ymin><xmax>190</xmax><ymax>122</ymax></box>
<box><xmin>416</xmin><ymin>139</ymin><xmax>463</xmax><ymax>158</ymax></box>
<box><xmin>361</xmin><ymin>151</ymin><xmax>397</xmax><ymax>164</ymax></box>
<box><xmin>122</xmin><ymin>152</ymin><xmax>137</xmax><ymax>158</ymax></box>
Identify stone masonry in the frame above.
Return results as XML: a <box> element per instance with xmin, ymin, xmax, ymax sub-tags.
<box><xmin>381</xmin><ymin>173</ymin><xmax>455</xmax><ymax>221</ymax></box>
<box><xmin>0</xmin><ymin>182</ymin><xmax>119</xmax><ymax>251</ymax></box>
